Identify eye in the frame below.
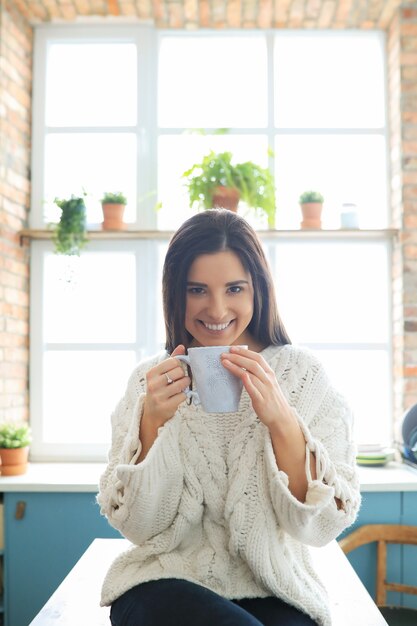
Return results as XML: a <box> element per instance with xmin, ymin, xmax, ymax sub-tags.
<box><xmin>187</xmin><ymin>286</ymin><xmax>205</xmax><ymax>295</ymax></box>
<box><xmin>228</xmin><ymin>285</ymin><xmax>243</xmax><ymax>294</ymax></box>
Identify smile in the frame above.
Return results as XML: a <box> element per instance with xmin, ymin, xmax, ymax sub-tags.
<box><xmin>202</xmin><ymin>321</ymin><xmax>232</xmax><ymax>331</ymax></box>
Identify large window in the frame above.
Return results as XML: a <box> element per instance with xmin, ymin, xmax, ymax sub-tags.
<box><xmin>30</xmin><ymin>25</ymin><xmax>391</xmax><ymax>460</ymax></box>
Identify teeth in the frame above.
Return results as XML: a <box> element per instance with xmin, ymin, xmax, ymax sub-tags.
<box><xmin>204</xmin><ymin>321</ymin><xmax>231</xmax><ymax>331</ymax></box>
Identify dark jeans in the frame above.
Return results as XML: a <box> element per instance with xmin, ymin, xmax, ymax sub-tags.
<box><xmin>110</xmin><ymin>578</ymin><xmax>318</xmax><ymax>626</ymax></box>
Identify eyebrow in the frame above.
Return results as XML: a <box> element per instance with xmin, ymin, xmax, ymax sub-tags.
<box><xmin>186</xmin><ymin>280</ymin><xmax>250</xmax><ymax>287</ymax></box>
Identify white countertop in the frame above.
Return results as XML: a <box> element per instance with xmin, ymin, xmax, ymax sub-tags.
<box><xmin>0</xmin><ymin>461</ymin><xmax>416</xmax><ymax>493</ymax></box>
<box><xmin>0</xmin><ymin>463</ymin><xmax>106</xmax><ymax>492</ymax></box>
<box><xmin>357</xmin><ymin>461</ymin><xmax>417</xmax><ymax>491</ymax></box>
<box><xmin>29</xmin><ymin>538</ymin><xmax>388</xmax><ymax>626</ymax></box>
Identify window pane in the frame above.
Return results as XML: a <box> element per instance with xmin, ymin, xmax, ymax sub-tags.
<box><xmin>44</xmin><ymin>133</ymin><xmax>137</xmax><ymax>224</ymax></box>
<box><xmin>43</xmin><ymin>351</ymin><xmax>136</xmax><ymax>443</ymax></box>
<box><xmin>157</xmin><ymin>134</ymin><xmax>270</xmax><ymax>230</ymax></box>
<box><xmin>274</xmin><ymin>134</ymin><xmax>388</xmax><ymax>229</ymax></box>
<box><xmin>315</xmin><ymin>349</ymin><xmax>391</xmax><ymax>446</ymax></box>
<box><xmin>274</xmin><ymin>34</ymin><xmax>385</xmax><ymax>128</ymax></box>
<box><xmin>158</xmin><ymin>37</ymin><xmax>267</xmax><ymax>127</ymax></box>
<box><xmin>44</xmin><ymin>252</ymin><xmax>136</xmax><ymax>343</ymax></box>
<box><xmin>46</xmin><ymin>43</ymin><xmax>137</xmax><ymax>127</ymax></box>
<box><xmin>268</xmin><ymin>241</ymin><xmax>389</xmax><ymax>344</ymax></box>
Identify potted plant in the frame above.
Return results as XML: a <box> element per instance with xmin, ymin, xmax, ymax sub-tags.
<box><xmin>100</xmin><ymin>191</ymin><xmax>127</xmax><ymax>230</ymax></box>
<box><xmin>182</xmin><ymin>151</ymin><xmax>277</xmax><ymax>228</ymax></box>
<box><xmin>0</xmin><ymin>422</ymin><xmax>32</xmax><ymax>475</ymax></box>
<box><xmin>52</xmin><ymin>194</ymin><xmax>88</xmax><ymax>255</ymax></box>
<box><xmin>299</xmin><ymin>190</ymin><xmax>324</xmax><ymax>229</ymax></box>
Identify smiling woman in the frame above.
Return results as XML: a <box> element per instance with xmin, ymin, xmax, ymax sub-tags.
<box><xmin>97</xmin><ymin>209</ymin><xmax>361</xmax><ymax>626</ymax></box>
<box><xmin>163</xmin><ymin>210</ymin><xmax>291</xmax><ymax>353</ymax></box>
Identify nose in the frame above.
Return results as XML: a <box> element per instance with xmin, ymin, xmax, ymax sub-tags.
<box><xmin>206</xmin><ymin>293</ymin><xmax>227</xmax><ymax>321</ymax></box>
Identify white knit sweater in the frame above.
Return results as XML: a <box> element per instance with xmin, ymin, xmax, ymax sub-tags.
<box><xmin>97</xmin><ymin>344</ymin><xmax>361</xmax><ymax>625</ymax></box>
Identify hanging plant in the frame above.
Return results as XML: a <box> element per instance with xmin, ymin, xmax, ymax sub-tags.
<box><xmin>52</xmin><ymin>195</ymin><xmax>88</xmax><ymax>255</ymax></box>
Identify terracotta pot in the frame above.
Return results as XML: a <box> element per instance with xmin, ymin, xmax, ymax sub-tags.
<box><xmin>101</xmin><ymin>203</ymin><xmax>126</xmax><ymax>230</ymax></box>
<box><xmin>0</xmin><ymin>446</ymin><xmax>29</xmax><ymax>476</ymax></box>
<box><xmin>300</xmin><ymin>202</ymin><xmax>323</xmax><ymax>229</ymax></box>
<box><xmin>212</xmin><ymin>187</ymin><xmax>240</xmax><ymax>212</ymax></box>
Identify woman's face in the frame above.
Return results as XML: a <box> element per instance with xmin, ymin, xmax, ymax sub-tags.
<box><xmin>185</xmin><ymin>250</ymin><xmax>255</xmax><ymax>348</ymax></box>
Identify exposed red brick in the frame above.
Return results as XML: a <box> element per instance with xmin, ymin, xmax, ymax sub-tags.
<box><xmin>0</xmin><ymin>0</ymin><xmax>31</xmax><ymax>426</ymax></box>
<box><xmin>199</xmin><ymin>0</ymin><xmax>210</xmax><ymax>27</ymax></box>
<box><xmin>167</xmin><ymin>1</ymin><xmax>184</xmax><ymax>28</ymax></box>
<box><xmin>274</xmin><ymin>0</ymin><xmax>291</xmax><ymax>26</ymax></box>
<box><xmin>403</xmin><ymin>169</ymin><xmax>417</xmax><ymax>183</ymax></box>
<box><xmin>119</xmin><ymin>2</ymin><xmax>138</xmax><ymax>17</ymax></box>
<box><xmin>288</xmin><ymin>0</ymin><xmax>305</xmax><ymax>27</ymax></box>
<box><xmin>403</xmin><ymin>141</ymin><xmax>417</xmax><ymax>155</ymax></box>
<box><xmin>184</xmin><ymin>0</ymin><xmax>199</xmax><ymax>25</ymax></box>
<box><xmin>226</xmin><ymin>0</ymin><xmax>242</xmax><ymax>27</ymax></box>
<box><xmin>401</xmin><ymin>23</ymin><xmax>417</xmax><ymax>36</ymax></box>
<box><xmin>258</xmin><ymin>0</ymin><xmax>273</xmax><ymax>28</ymax></box>
<box><xmin>404</xmin><ymin>214</ymin><xmax>417</xmax><ymax>228</ymax></box>
<box><xmin>402</xmin><ymin>7</ymin><xmax>417</xmax><ymax>21</ymax></box>
<box><xmin>305</xmin><ymin>0</ymin><xmax>322</xmax><ymax>22</ymax></box>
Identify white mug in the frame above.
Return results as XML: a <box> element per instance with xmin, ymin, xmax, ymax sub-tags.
<box><xmin>176</xmin><ymin>345</ymin><xmax>247</xmax><ymax>413</ymax></box>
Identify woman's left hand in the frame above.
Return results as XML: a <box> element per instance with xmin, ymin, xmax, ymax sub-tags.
<box><xmin>221</xmin><ymin>346</ymin><xmax>292</xmax><ymax>430</ymax></box>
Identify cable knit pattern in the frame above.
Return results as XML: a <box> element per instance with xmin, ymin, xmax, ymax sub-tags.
<box><xmin>97</xmin><ymin>345</ymin><xmax>361</xmax><ymax>626</ymax></box>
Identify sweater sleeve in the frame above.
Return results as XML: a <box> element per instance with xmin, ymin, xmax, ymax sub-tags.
<box><xmin>97</xmin><ymin>357</ymin><xmax>184</xmax><ymax>545</ymax></box>
<box><xmin>264</xmin><ymin>350</ymin><xmax>361</xmax><ymax>547</ymax></box>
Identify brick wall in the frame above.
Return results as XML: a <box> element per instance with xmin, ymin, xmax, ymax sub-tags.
<box><xmin>6</xmin><ymin>0</ymin><xmax>402</xmax><ymax>29</ymax></box>
<box><xmin>389</xmin><ymin>11</ymin><xmax>404</xmax><ymax>441</ymax></box>
<box><xmin>0</xmin><ymin>0</ymin><xmax>32</xmax><ymax>423</ymax></box>
<box><xmin>390</xmin><ymin>4</ymin><xmax>417</xmax><ymax>438</ymax></box>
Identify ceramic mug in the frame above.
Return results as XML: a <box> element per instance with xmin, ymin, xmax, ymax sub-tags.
<box><xmin>176</xmin><ymin>345</ymin><xmax>247</xmax><ymax>413</ymax></box>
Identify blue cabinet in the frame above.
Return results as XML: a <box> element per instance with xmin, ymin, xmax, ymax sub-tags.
<box><xmin>4</xmin><ymin>492</ymin><xmax>120</xmax><ymax>626</ymax></box>
<box><xmin>339</xmin><ymin>491</ymin><xmax>417</xmax><ymax>609</ymax></box>
<box><xmin>2</xmin><ymin>487</ymin><xmax>417</xmax><ymax>625</ymax></box>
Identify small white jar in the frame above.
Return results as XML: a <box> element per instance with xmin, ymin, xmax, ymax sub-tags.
<box><xmin>340</xmin><ymin>203</ymin><xmax>359</xmax><ymax>229</ymax></box>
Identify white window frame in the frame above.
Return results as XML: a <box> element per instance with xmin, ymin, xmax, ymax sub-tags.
<box><xmin>29</xmin><ymin>236</ymin><xmax>166</xmax><ymax>461</ymax></box>
<box><xmin>31</xmin><ymin>23</ymin><xmax>159</xmax><ymax>231</ymax></box>
<box><xmin>30</xmin><ymin>25</ymin><xmax>392</xmax><ymax>461</ymax></box>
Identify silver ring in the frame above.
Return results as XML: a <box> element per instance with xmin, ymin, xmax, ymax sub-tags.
<box><xmin>165</xmin><ymin>372</ymin><xmax>173</xmax><ymax>385</ymax></box>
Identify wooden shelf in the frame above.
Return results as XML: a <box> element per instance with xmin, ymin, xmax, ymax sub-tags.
<box><xmin>20</xmin><ymin>228</ymin><xmax>399</xmax><ymax>244</ymax></box>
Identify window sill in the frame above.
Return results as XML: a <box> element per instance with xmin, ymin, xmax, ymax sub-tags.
<box><xmin>0</xmin><ymin>460</ymin><xmax>414</xmax><ymax>493</ymax></box>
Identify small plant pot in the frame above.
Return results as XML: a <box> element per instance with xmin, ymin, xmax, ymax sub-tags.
<box><xmin>101</xmin><ymin>203</ymin><xmax>126</xmax><ymax>230</ymax></box>
<box><xmin>300</xmin><ymin>202</ymin><xmax>323</xmax><ymax>229</ymax></box>
<box><xmin>212</xmin><ymin>187</ymin><xmax>240</xmax><ymax>212</ymax></box>
<box><xmin>0</xmin><ymin>447</ymin><xmax>29</xmax><ymax>476</ymax></box>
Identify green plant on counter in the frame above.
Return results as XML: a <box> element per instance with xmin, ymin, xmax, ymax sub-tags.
<box><xmin>0</xmin><ymin>422</ymin><xmax>32</xmax><ymax>449</ymax></box>
<box><xmin>182</xmin><ymin>150</ymin><xmax>276</xmax><ymax>228</ymax></box>
<box><xmin>299</xmin><ymin>190</ymin><xmax>324</xmax><ymax>204</ymax></box>
<box><xmin>52</xmin><ymin>194</ymin><xmax>88</xmax><ymax>255</ymax></box>
<box><xmin>101</xmin><ymin>191</ymin><xmax>127</xmax><ymax>205</ymax></box>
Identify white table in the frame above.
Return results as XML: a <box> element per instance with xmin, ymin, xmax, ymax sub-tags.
<box><xmin>29</xmin><ymin>537</ymin><xmax>388</xmax><ymax>625</ymax></box>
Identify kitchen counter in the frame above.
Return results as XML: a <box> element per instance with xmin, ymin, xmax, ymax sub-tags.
<box><xmin>0</xmin><ymin>460</ymin><xmax>416</xmax><ymax>492</ymax></box>
<box><xmin>0</xmin><ymin>463</ymin><xmax>106</xmax><ymax>492</ymax></box>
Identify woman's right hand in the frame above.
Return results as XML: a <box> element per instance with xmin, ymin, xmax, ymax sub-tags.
<box><xmin>142</xmin><ymin>345</ymin><xmax>190</xmax><ymax>429</ymax></box>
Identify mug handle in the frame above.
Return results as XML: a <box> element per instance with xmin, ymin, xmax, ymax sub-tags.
<box><xmin>175</xmin><ymin>354</ymin><xmax>200</xmax><ymax>405</ymax></box>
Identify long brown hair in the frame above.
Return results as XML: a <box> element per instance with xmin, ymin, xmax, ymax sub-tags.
<box><xmin>163</xmin><ymin>209</ymin><xmax>291</xmax><ymax>353</ymax></box>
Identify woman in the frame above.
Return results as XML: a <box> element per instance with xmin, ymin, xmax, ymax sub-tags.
<box><xmin>97</xmin><ymin>209</ymin><xmax>361</xmax><ymax>626</ymax></box>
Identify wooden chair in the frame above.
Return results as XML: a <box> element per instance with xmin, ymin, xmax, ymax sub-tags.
<box><xmin>339</xmin><ymin>524</ymin><xmax>417</xmax><ymax>626</ymax></box>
